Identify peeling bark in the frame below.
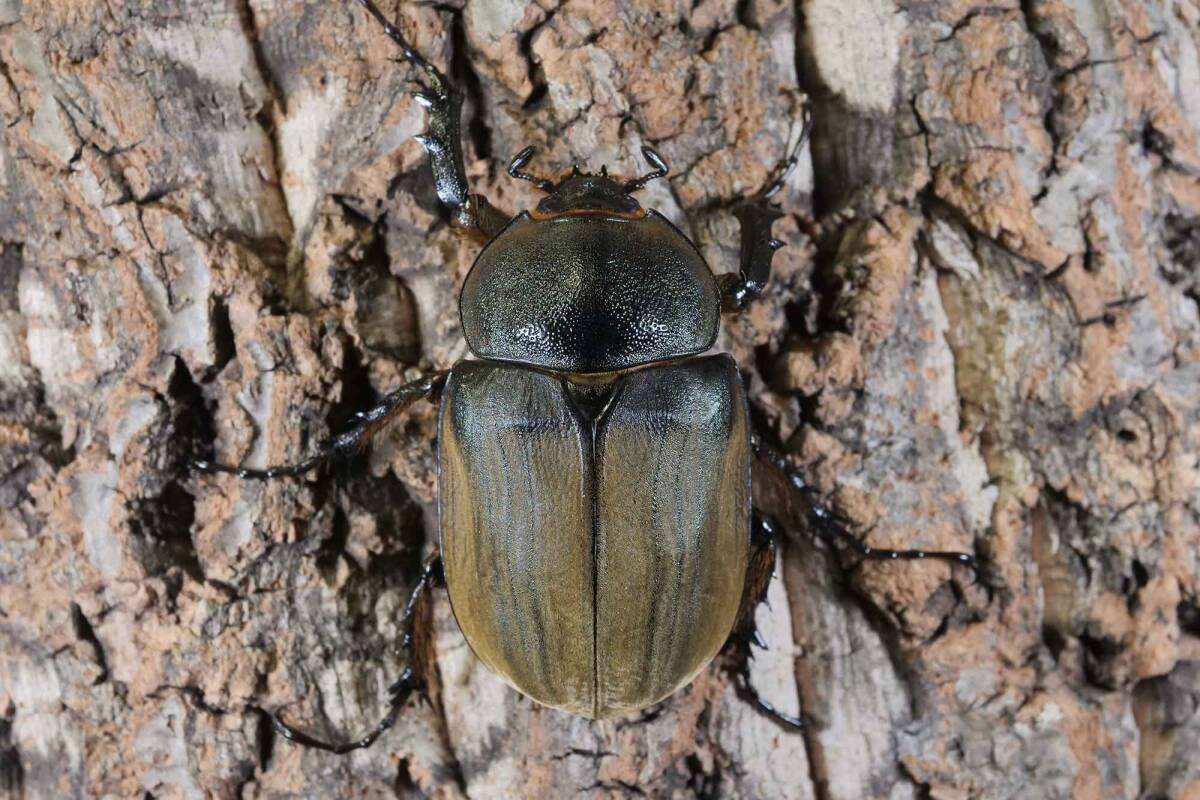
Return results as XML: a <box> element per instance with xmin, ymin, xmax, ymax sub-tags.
<box><xmin>1</xmin><ymin>0</ymin><xmax>1198</xmax><ymax>797</ymax></box>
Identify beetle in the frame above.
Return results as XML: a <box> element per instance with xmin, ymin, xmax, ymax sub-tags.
<box><xmin>194</xmin><ymin>0</ymin><xmax>976</xmax><ymax>753</ymax></box>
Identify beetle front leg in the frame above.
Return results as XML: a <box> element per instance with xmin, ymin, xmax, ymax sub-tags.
<box><xmin>192</xmin><ymin>371</ymin><xmax>446</xmax><ymax>480</ymax></box>
<box><xmin>719</xmin><ymin>113</ymin><xmax>811</xmax><ymax>312</ymax></box>
<box><xmin>752</xmin><ymin>436</ymin><xmax>977</xmax><ymax>569</ymax></box>
<box><xmin>354</xmin><ymin>0</ymin><xmax>508</xmax><ymax>241</ymax></box>
<box><xmin>273</xmin><ymin>553</ymin><xmax>444</xmax><ymax>754</ymax></box>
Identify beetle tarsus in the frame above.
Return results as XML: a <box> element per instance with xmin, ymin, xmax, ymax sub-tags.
<box><xmin>272</xmin><ymin>672</ymin><xmax>416</xmax><ymax>754</ymax></box>
<box><xmin>272</xmin><ymin>552</ymin><xmax>443</xmax><ymax>754</ymax></box>
<box><xmin>735</xmin><ymin>672</ymin><xmax>806</xmax><ymax>731</ymax></box>
<box><xmin>752</xmin><ymin>436</ymin><xmax>978</xmax><ymax>569</ymax></box>
<box><xmin>192</xmin><ymin>372</ymin><xmax>445</xmax><ymax>481</ymax></box>
<box><xmin>190</xmin><ymin>455</ymin><xmax>324</xmax><ymax>480</ymax></box>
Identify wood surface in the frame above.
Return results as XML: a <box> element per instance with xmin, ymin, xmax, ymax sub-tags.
<box><xmin>1</xmin><ymin>0</ymin><xmax>1198</xmax><ymax>797</ymax></box>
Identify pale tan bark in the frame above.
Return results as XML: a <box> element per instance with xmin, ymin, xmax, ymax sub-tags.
<box><xmin>1</xmin><ymin>0</ymin><xmax>1198</xmax><ymax>797</ymax></box>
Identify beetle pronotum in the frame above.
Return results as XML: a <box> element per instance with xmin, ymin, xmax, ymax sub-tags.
<box><xmin>194</xmin><ymin>0</ymin><xmax>976</xmax><ymax>753</ymax></box>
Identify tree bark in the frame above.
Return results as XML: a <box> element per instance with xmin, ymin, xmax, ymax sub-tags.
<box><xmin>1</xmin><ymin>0</ymin><xmax>1198</xmax><ymax>797</ymax></box>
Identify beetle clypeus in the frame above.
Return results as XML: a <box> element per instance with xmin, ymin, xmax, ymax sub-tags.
<box><xmin>194</xmin><ymin>0</ymin><xmax>977</xmax><ymax>753</ymax></box>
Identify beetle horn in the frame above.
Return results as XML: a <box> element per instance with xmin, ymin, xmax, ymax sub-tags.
<box><xmin>623</xmin><ymin>146</ymin><xmax>669</xmax><ymax>193</ymax></box>
<box><xmin>508</xmin><ymin>146</ymin><xmax>556</xmax><ymax>192</ymax></box>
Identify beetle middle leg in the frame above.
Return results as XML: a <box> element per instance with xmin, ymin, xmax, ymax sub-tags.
<box><xmin>192</xmin><ymin>371</ymin><xmax>445</xmax><ymax>479</ymax></box>
<box><xmin>273</xmin><ymin>552</ymin><xmax>444</xmax><ymax>753</ymax></box>
<box><xmin>753</xmin><ymin>436</ymin><xmax>977</xmax><ymax>568</ymax></box>
<box><xmin>719</xmin><ymin>110</ymin><xmax>812</xmax><ymax>312</ymax></box>
<box><xmin>353</xmin><ymin>0</ymin><xmax>508</xmax><ymax>241</ymax></box>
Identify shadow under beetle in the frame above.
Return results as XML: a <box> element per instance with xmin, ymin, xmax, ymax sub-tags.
<box><xmin>194</xmin><ymin>0</ymin><xmax>977</xmax><ymax>753</ymax></box>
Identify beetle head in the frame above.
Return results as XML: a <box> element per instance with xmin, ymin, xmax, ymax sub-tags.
<box><xmin>508</xmin><ymin>146</ymin><xmax>669</xmax><ymax>218</ymax></box>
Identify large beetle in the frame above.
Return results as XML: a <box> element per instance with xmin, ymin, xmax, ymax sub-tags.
<box><xmin>195</xmin><ymin>0</ymin><xmax>976</xmax><ymax>753</ymax></box>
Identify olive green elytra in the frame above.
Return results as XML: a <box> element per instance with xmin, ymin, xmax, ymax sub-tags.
<box><xmin>194</xmin><ymin>0</ymin><xmax>974</xmax><ymax>755</ymax></box>
<box><xmin>439</xmin><ymin>356</ymin><xmax>749</xmax><ymax>717</ymax></box>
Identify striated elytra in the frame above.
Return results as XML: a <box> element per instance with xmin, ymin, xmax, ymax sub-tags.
<box><xmin>440</xmin><ymin>355</ymin><xmax>749</xmax><ymax>718</ymax></box>
<box><xmin>192</xmin><ymin>0</ymin><xmax>976</xmax><ymax>754</ymax></box>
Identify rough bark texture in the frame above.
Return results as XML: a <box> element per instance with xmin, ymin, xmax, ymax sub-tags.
<box><xmin>1</xmin><ymin>0</ymin><xmax>1198</xmax><ymax>797</ymax></box>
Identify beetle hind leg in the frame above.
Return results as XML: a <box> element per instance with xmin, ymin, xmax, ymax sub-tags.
<box><xmin>753</xmin><ymin>436</ymin><xmax>978</xmax><ymax>569</ymax></box>
<box><xmin>273</xmin><ymin>553</ymin><xmax>444</xmax><ymax>754</ymax></box>
<box><xmin>723</xmin><ymin>514</ymin><xmax>806</xmax><ymax>731</ymax></box>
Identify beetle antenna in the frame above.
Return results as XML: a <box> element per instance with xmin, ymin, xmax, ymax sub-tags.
<box><xmin>623</xmin><ymin>146</ymin><xmax>669</xmax><ymax>193</ymax></box>
<box><xmin>508</xmin><ymin>146</ymin><xmax>556</xmax><ymax>192</ymax></box>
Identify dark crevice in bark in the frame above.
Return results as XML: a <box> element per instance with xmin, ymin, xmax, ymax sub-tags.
<box><xmin>443</xmin><ymin>5</ymin><xmax>493</xmax><ymax>163</ymax></box>
<box><xmin>682</xmin><ymin>751</ymin><xmax>720</xmax><ymax>799</ymax></box>
<box><xmin>129</xmin><ymin>479</ymin><xmax>202</xmax><ymax>580</ymax></box>
<box><xmin>393</xmin><ymin>756</ymin><xmax>421</xmax><ymax>797</ymax></box>
<box><xmin>124</xmin><ymin>359</ymin><xmax>208</xmax><ymax>583</ymax></box>
<box><xmin>0</xmin><ymin>702</ymin><xmax>21</xmax><ymax>800</ymax></box>
<box><xmin>734</xmin><ymin>0</ymin><xmax>758</xmax><ymax>29</ymax></box>
<box><xmin>1179</xmin><ymin>599</ymin><xmax>1200</xmax><ymax>638</ymax></box>
<box><xmin>328</xmin><ymin>333</ymin><xmax>375</xmax><ymax>436</ymax></box>
<box><xmin>1017</xmin><ymin>0</ymin><xmax>1065</xmax><ymax>202</ymax></box>
<box><xmin>349</xmin><ymin>224</ymin><xmax>422</xmax><ymax>361</ymax></box>
<box><xmin>1078</xmin><ymin>632</ymin><xmax>1126</xmax><ymax>690</ymax></box>
<box><xmin>517</xmin><ymin>6</ymin><xmax>557</xmax><ymax>112</ymax></box>
<box><xmin>0</xmin><ymin>241</ymin><xmax>21</xmax><ymax>309</ymax></box>
<box><xmin>1163</xmin><ymin>214</ymin><xmax>1200</xmax><ymax>288</ymax></box>
<box><xmin>208</xmin><ymin>297</ymin><xmax>237</xmax><ymax>379</ymax></box>
<box><xmin>252</xmin><ymin>706</ymin><xmax>276</xmax><ymax>772</ymax></box>
<box><xmin>70</xmin><ymin>602</ymin><xmax>109</xmax><ymax>684</ymax></box>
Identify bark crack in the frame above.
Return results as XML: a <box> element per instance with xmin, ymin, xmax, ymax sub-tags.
<box><xmin>232</xmin><ymin>0</ymin><xmax>296</xmax><ymax>257</ymax></box>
